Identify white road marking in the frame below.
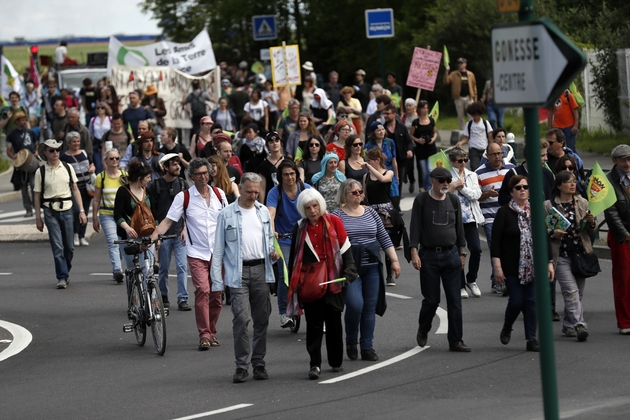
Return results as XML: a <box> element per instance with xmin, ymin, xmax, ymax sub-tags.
<box><xmin>319</xmin><ymin>346</ymin><xmax>430</xmax><ymax>384</ymax></box>
<box><xmin>0</xmin><ymin>272</ymin><xmax>13</xmax><ymax>275</ymax></box>
<box><xmin>436</xmin><ymin>307</ymin><xmax>448</xmax><ymax>334</ymax></box>
<box><xmin>385</xmin><ymin>292</ymin><xmax>412</xmax><ymax>299</ymax></box>
<box><xmin>171</xmin><ymin>404</ymin><xmax>253</xmax><ymax>419</ymax></box>
<box><xmin>0</xmin><ymin>339</ymin><xmax>13</xmax><ymax>343</ymax></box>
<box><xmin>0</xmin><ymin>320</ymin><xmax>32</xmax><ymax>362</ymax></box>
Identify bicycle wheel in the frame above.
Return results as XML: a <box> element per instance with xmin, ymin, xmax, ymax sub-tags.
<box><xmin>290</xmin><ymin>315</ymin><xmax>301</xmax><ymax>333</ymax></box>
<box><xmin>148</xmin><ymin>280</ymin><xmax>167</xmax><ymax>355</ymax></box>
<box><xmin>131</xmin><ymin>274</ymin><xmax>147</xmax><ymax>346</ymax></box>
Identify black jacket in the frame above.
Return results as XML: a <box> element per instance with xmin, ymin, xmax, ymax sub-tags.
<box><xmin>498</xmin><ymin>164</ymin><xmax>554</xmax><ymax>206</ymax></box>
<box><xmin>605</xmin><ymin>166</ymin><xmax>630</xmax><ymax>243</ymax></box>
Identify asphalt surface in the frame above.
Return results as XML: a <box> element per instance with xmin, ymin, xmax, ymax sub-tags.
<box><xmin>2</xmin><ymin>204</ymin><xmax>630</xmax><ymax>420</ymax></box>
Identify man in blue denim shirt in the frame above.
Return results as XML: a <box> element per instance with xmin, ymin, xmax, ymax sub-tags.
<box><xmin>211</xmin><ymin>172</ymin><xmax>279</xmax><ymax>383</ymax></box>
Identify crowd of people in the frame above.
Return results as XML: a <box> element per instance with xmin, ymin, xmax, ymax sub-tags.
<box><xmin>5</xmin><ymin>56</ymin><xmax>630</xmax><ymax>385</ymax></box>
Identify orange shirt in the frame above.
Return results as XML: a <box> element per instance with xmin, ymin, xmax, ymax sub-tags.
<box><xmin>552</xmin><ymin>91</ymin><xmax>578</xmax><ymax>128</ymax></box>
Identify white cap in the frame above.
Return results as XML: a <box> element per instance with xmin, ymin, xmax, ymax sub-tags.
<box><xmin>159</xmin><ymin>153</ymin><xmax>179</xmax><ymax>166</ymax></box>
<box><xmin>506</xmin><ymin>133</ymin><xmax>515</xmax><ymax>143</ymax></box>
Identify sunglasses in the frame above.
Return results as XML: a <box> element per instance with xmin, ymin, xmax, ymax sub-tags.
<box><xmin>309</xmin><ymin>143</ymin><xmax>320</xmax><ymax>147</ymax></box>
<box><xmin>513</xmin><ymin>185</ymin><xmax>529</xmax><ymax>191</ymax></box>
<box><xmin>97</xmin><ymin>106</ymin><xmax>105</xmax><ymax>110</ymax></box>
<box><xmin>108</xmin><ymin>156</ymin><xmax>120</xmax><ymax>161</ymax></box>
<box><xmin>433</xmin><ymin>177</ymin><xmax>452</xmax><ymax>184</ymax></box>
<box><xmin>564</xmin><ymin>166</ymin><xmax>575</xmax><ymax>171</ymax></box>
<box><xmin>455</xmin><ymin>158</ymin><xmax>469</xmax><ymax>163</ymax></box>
<box><xmin>47</xmin><ymin>149</ymin><xmax>60</xmax><ymax>153</ymax></box>
<box><xmin>338</xmin><ymin>114</ymin><xmax>349</xmax><ymax>119</ymax></box>
<box><xmin>350</xmin><ymin>190</ymin><xmax>364</xmax><ymax>196</ymax></box>
<box><xmin>352</xmin><ymin>142</ymin><xmax>363</xmax><ymax>147</ymax></box>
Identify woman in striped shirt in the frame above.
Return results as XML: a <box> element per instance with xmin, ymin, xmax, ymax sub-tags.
<box><xmin>92</xmin><ymin>148</ymin><xmax>126</xmax><ymax>283</ymax></box>
<box><xmin>334</xmin><ymin>179</ymin><xmax>401</xmax><ymax>362</ymax></box>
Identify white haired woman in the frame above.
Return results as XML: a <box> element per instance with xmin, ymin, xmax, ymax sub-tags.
<box><xmin>286</xmin><ymin>189</ymin><xmax>358</xmax><ymax>380</ymax></box>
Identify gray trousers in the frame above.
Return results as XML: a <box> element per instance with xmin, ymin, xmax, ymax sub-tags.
<box><xmin>556</xmin><ymin>256</ymin><xmax>587</xmax><ymax>328</ymax></box>
<box><xmin>231</xmin><ymin>264</ymin><xmax>271</xmax><ymax>370</ymax></box>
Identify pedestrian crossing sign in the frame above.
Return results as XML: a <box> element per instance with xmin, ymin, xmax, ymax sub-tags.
<box><xmin>253</xmin><ymin>15</ymin><xmax>277</xmax><ymax>41</ymax></box>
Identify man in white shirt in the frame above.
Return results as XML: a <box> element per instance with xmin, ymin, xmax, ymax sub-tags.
<box><xmin>456</xmin><ymin>101</ymin><xmax>492</xmax><ymax>171</ymax></box>
<box><xmin>151</xmin><ymin>157</ymin><xmax>228</xmax><ymax>351</ymax></box>
<box><xmin>54</xmin><ymin>40</ymin><xmax>78</xmax><ymax>66</ymax></box>
<box><xmin>212</xmin><ymin>173</ymin><xmax>279</xmax><ymax>383</ymax></box>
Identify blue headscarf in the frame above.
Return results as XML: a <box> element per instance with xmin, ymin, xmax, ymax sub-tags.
<box><xmin>310</xmin><ymin>152</ymin><xmax>346</xmax><ymax>185</ymax></box>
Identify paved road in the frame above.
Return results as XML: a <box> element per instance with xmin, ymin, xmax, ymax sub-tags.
<box><xmin>2</xmin><ymin>218</ymin><xmax>630</xmax><ymax>419</ymax></box>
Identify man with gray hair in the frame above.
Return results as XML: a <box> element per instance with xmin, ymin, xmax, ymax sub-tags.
<box><xmin>212</xmin><ymin>172</ymin><xmax>279</xmax><ymax>383</ymax></box>
<box><xmin>366</xmin><ymin>84</ymin><xmax>383</xmax><ymax>116</ymax></box>
<box><xmin>151</xmin><ymin>157</ymin><xmax>228</xmax><ymax>350</ymax></box>
<box><xmin>60</xmin><ymin>107</ymin><xmax>92</xmax><ymax>160</ymax></box>
<box><xmin>323</xmin><ymin>71</ymin><xmax>341</xmax><ymax>108</ymax></box>
<box><xmin>278</xmin><ymin>99</ymin><xmax>300</xmax><ymax>145</ymax></box>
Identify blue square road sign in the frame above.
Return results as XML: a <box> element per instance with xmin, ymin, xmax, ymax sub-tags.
<box><xmin>365</xmin><ymin>9</ymin><xmax>395</xmax><ymax>39</ymax></box>
<box><xmin>253</xmin><ymin>15</ymin><xmax>277</xmax><ymax>41</ymax></box>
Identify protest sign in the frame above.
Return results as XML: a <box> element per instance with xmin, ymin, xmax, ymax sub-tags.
<box><xmin>107</xmin><ymin>30</ymin><xmax>217</xmax><ymax>76</ymax></box>
<box><xmin>111</xmin><ymin>66</ymin><xmax>219</xmax><ymax>128</ymax></box>
<box><xmin>270</xmin><ymin>44</ymin><xmax>301</xmax><ymax>88</ymax></box>
<box><xmin>406</xmin><ymin>47</ymin><xmax>442</xmax><ymax>91</ymax></box>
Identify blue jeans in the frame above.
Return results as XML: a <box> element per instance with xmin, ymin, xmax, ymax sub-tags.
<box><xmin>43</xmin><ymin>207</ymin><xmax>75</xmax><ymax>281</ymax></box>
<box><xmin>504</xmin><ymin>274</ymin><xmax>537</xmax><ymax>340</ymax></box>
<box><xmin>99</xmin><ymin>214</ymin><xmax>123</xmax><ymax>274</ymax></box>
<box><xmin>461</xmin><ymin>222</ymin><xmax>482</xmax><ymax>288</ymax></box>
<box><xmin>418</xmin><ymin>247</ymin><xmax>463</xmax><ymax>346</ymax></box>
<box><xmin>122</xmin><ymin>245</ymin><xmax>155</xmax><ymax>295</ymax></box>
<box><xmin>158</xmin><ymin>236</ymin><xmax>189</xmax><ymax>303</ymax></box>
<box><xmin>73</xmin><ymin>189</ymin><xmax>92</xmax><ymax>238</ymax></box>
<box><xmin>560</xmin><ymin>127</ymin><xmax>577</xmax><ymax>153</ymax></box>
<box><xmin>345</xmin><ymin>263</ymin><xmax>380</xmax><ymax>350</ymax></box>
<box><xmin>276</xmin><ymin>244</ymin><xmax>291</xmax><ymax>315</ymax></box>
<box><xmin>93</xmin><ymin>146</ymin><xmax>103</xmax><ymax>174</ymax></box>
<box><xmin>483</xmin><ymin>223</ymin><xmax>495</xmax><ymax>285</ymax></box>
<box><xmin>415</xmin><ymin>157</ymin><xmax>431</xmax><ymax>191</ymax></box>
<box><xmin>486</xmin><ymin>102</ymin><xmax>505</xmax><ymax>129</ymax></box>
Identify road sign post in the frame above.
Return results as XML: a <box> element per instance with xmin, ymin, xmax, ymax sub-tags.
<box><xmin>252</xmin><ymin>15</ymin><xmax>277</xmax><ymax>41</ymax></box>
<box><xmin>493</xmin><ymin>2</ymin><xmax>586</xmax><ymax>419</ymax></box>
<box><xmin>365</xmin><ymin>8</ymin><xmax>394</xmax><ymax>79</ymax></box>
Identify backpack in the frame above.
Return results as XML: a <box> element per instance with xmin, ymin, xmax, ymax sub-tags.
<box><xmin>39</xmin><ymin>161</ymin><xmax>75</xmax><ymax>210</ymax></box>
<box><xmin>190</xmin><ymin>91</ymin><xmax>207</xmax><ymax>117</ymax></box>
<box><xmin>126</xmin><ymin>187</ymin><xmax>156</xmax><ymax>237</ymax></box>
<box><xmin>153</xmin><ymin>176</ymin><xmax>188</xmax><ymax>199</ymax></box>
<box><xmin>182</xmin><ymin>186</ymin><xmax>224</xmax><ymax>246</ymax></box>
<box><xmin>466</xmin><ymin>119</ymin><xmax>491</xmax><ymax>139</ymax></box>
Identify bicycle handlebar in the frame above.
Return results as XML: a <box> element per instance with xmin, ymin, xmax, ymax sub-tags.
<box><xmin>114</xmin><ymin>234</ymin><xmax>178</xmax><ymax>246</ymax></box>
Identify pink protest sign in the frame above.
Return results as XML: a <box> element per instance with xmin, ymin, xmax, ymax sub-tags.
<box><xmin>406</xmin><ymin>47</ymin><xmax>442</xmax><ymax>91</ymax></box>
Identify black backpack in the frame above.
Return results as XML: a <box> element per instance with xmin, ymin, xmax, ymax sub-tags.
<box><xmin>190</xmin><ymin>92</ymin><xmax>207</xmax><ymax>117</ymax></box>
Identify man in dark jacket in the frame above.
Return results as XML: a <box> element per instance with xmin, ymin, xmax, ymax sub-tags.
<box><xmin>604</xmin><ymin>144</ymin><xmax>630</xmax><ymax>335</ymax></box>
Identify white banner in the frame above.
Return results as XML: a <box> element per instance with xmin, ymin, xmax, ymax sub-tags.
<box><xmin>1</xmin><ymin>56</ymin><xmax>22</xmax><ymax>99</ymax></box>
<box><xmin>270</xmin><ymin>44</ymin><xmax>301</xmax><ymax>88</ymax></box>
<box><xmin>107</xmin><ymin>30</ymin><xmax>217</xmax><ymax>76</ymax></box>
<box><xmin>111</xmin><ymin>66</ymin><xmax>220</xmax><ymax>129</ymax></box>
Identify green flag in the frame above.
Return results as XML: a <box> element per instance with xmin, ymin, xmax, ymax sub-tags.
<box><xmin>294</xmin><ymin>146</ymin><xmax>304</xmax><ymax>164</ymax></box>
<box><xmin>587</xmin><ymin>161</ymin><xmax>617</xmax><ymax>217</ymax></box>
<box><xmin>428</xmin><ymin>150</ymin><xmax>452</xmax><ymax>171</ymax></box>
<box><xmin>430</xmin><ymin>102</ymin><xmax>440</xmax><ymax>123</ymax></box>
<box><xmin>273</xmin><ymin>237</ymin><xmax>289</xmax><ymax>286</ymax></box>
<box><xmin>569</xmin><ymin>81</ymin><xmax>585</xmax><ymax>107</ymax></box>
<box><xmin>443</xmin><ymin>46</ymin><xmax>450</xmax><ymax>68</ymax></box>
<box><xmin>390</xmin><ymin>92</ymin><xmax>401</xmax><ymax>109</ymax></box>
<box><xmin>276</xmin><ymin>106</ymin><xmax>289</xmax><ymax>130</ymax></box>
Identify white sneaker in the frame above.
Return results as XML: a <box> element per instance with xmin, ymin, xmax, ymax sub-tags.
<box><xmin>80</xmin><ymin>238</ymin><xmax>89</xmax><ymax>246</ymax></box>
<box><xmin>73</xmin><ymin>234</ymin><xmax>80</xmax><ymax>247</ymax></box>
<box><xmin>461</xmin><ymin>288</ymin><xmax>469</xmax><ymax>299</ymax></box>
<box><xmin>280</xmin><ymin>314</ymin><xmax>294</xmax><ymax>328</ymax></box>
<box><xmin>466</xmin><ymin>282</ymin><xmax>482</xmax><ymax>297</ymax></box>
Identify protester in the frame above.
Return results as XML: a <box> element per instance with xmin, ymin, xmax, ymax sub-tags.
<box><xmin>147</xmin><ymin>154</ymin><xmax>191</xmax><ymax>311</ymax></box>
<box><xmin>410</xmin><ymin>167</ymin><xmax>469</xmax><ymax>352</ymax></box>
<box><xmin>61</xmin><ymin>132</ymin><xmax>95</xmax><ymax>247</ymax></box>
<box><xmin>238</xmin><ymin>124</ymin><xmax>268</xmax><ymax>173</ymax></box>
<box><xmin>210</xmin><ymin>97</ymin><xmax>238</xmax><ymax>133</ymax></box>
<box><xmin>123</xmin><ymin>91</ymin><xmax>154</xmax><ymax>140</ymax></box>
<box><xmin>88</xmin><ymin>102</ymin><xmax>112</xmax><ymax>174</ymax></box>
<box><xmin>455</xmin><ymin>101</ymin><xmax>492</xmax><ymax>171</ymax></box>
<box><xmin>159</xmin><ymin>127</ymin><xmax>192</xmax><ymax>175</ymax></box>
<box><xmin>339</xmin><ymin>134</ymin><xmax>368</xmax><ymax>184</ymax></box>
<box><xmin>6</xmin><ymin>111</ymin><xmax>38</xmax><ymax>217</ymax></box>
<box><xmin>189</xmin><ymin>116</ymin><xmax>213</xmax><ymax>158</ymax></box>
<box><xmin>80</xmin><ymin>78</ymin><xmax>98</xmax><ymax>124</ymax></box>
<box><xmin>447</xmin><ymin>147</ymin><xmax>483</xmax><ymax>298</ymax></box>
<box><xmin>184</xmin><ymin>80</ymin><xmax>212</xmax><ymax>138</ymax></box>
<box><xmin>287</xmin><ymin>189</ymin><xmax>357</xmax><ymax>379</ymax></box>
<box><xmin>338</xmin><ymin>86</ymin><xmax>363</xmax><ymax>136</ymax></box>
<box><xmin>34</xmin><ymin>139</ymin><xmax>87</xmax><ymax>289</ymax></box>
<box><xmin>151</xmin><ymin>158</ymin><xmax>228</xmax><ymax>350</ymax></box>
<box><xmin>92</xmin><ymin>148</ymin><xmax>126</xmax><ymax>283</ymax></box>
<box><xmin>409</xmin><ymin>100</ymin><xmax>438</xmax><ymax>192</ymax></box>
<box><xmin>443</xmin><ymin>57</ymin><xmax>477</xmax><ymax>131</ymax></box>
<box><xmin>257</xmin><ymin>132</ymin><xmax>285</xmax><ymax>204</ymax></box>
<box><xmin>326</xmin><ymin>121</ymin><xmax>351</xmax><ymax>161</ymax></box>
<box><xmin>211</xmin><ymin>173</ymin><xmax>278</xmax><ymax>383</ymax></box>
<box><xmin>130</xmin><ymin>132</ymin><xmax>164</xmax><ymax>181</ymax></box>
<box><xmin>383</xmin><ymin>103</ymin><xmax>415</xmax><ymax>194</ymax></box>
<box><xmin>277</xmin><ymin>99</ymin><xmax>301</xmax><ymax>144</ymax></box>
<box><xmin>141</xmin><ymin>84</ymin><xmax>166</xmax><ymax>136</ymax></box>
<box><xmin>285</xmin><ymin>113</ymin><xmax>319</xmax><ymax>159</ymax></box>
<box><xmin>244</xmin><ymin>89</ymin><xmax>269</xmax><ymax>135</ymax></box>
<box><xmin>100</xmin><ymin>113</ymin><xmax>131</xmax><ymax>160</ymax></box>
<box><xmin>310</xmin><ymin>153</ymin><xmax>346</xmax><ymax>214</ymax></box>
<box><xmin>208</xmin><ymin>155</ymin><xmax>239</xmax><ymax>204</ymax></box>
<box><xmin>310</xmin><ymin>88</ymin><xmax>335</xmax><ymax>135</ymax></box>
<box><xmin>335</xmin><ymin>179</ymin><xmax>399</xmax><ymax>361</ymax></box>
<box><xmin>365</xmin><ymin>121</ymin><xmax>400</xmax><ymax>211</ymax></box>
<box><xmin>298</xmin><ymin>135</ymin><xmax>326</xmax><ymax>184</ymax></box>
<box><xmin>492</xmin><ymin>175</ymin><xmax>554</xmax><ymax>352</ymax></box>
<box><xmin>544</xmin><ymin>170</ymin><xmax>596</xmax><ymax>342</ymax></box>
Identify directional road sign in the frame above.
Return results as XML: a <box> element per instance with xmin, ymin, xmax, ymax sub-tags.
<box><xmin>365</xmin><ymin>9</ymin><xmax>395</xmax><ymax>39</ymax></box>
<box><xmin>252</xmin><ymin>15</ymin><xmax>277</xmax><ymax>41</ymax></box>
<box><xmin>491</xmin><ymin>17</ymin><xmax>586</xmax><ymax>107</ymax></box>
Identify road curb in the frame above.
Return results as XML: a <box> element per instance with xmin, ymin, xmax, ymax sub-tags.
<box><xmin>0</xmin><ymin>224</ymin><xmax>97</xmax><ymax>242</ymax></box>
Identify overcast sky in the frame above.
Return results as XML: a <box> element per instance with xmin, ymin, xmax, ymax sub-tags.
<box><xmin>1</xmin><ymin>0</ymin><xmax>160</xmax><ymax>42</ymax></box>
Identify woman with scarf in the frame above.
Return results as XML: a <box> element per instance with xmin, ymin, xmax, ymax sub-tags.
<box><xmin>237</xmin><ymin>124</ymin><xmax>268</xmax><ymax>172</ymax></box>
<box><xmin>335</xmin><ymin>179</ymin><xmax>400</xmax><ymax>362</ymax></box>
<box><xmin>544</xmin><ymin>170</ymin><xmax>596</xmax><ymax>342</ymax></box>
<box><xmin>310</xmin><ymin>88</ymin><xmax>335</xmax><ymax>136</ymax></box>
<box><xmin>310</xmin><ymin>153</ymin><xmax>346</xmax><ymax>214</ymax></box>
<box><xmin>492</xmin><ymin>175</ymin><xmax>555</xmax><ymax>352</ymax></box>
<box><xmin>286</xmin><ymin>189</ymin><xmax>357</xmax><ymax>380</ymax></box>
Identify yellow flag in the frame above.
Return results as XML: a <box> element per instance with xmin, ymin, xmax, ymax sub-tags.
<box><xmin>430</xmin><ymin>102</ymin><xmax>439</xmax><ymax>123</ymax></box>
<box><xmin>587</xmin><ymin>161</ymin><xmax>617</xmax><ymax>217</ymax></box>
<box><xmin>428</xmin><ymin>150</ymin><xmax>452</xmax><ymax>170</ymax></box>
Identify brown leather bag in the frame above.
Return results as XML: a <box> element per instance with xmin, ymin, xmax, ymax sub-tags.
<box><xmin>127</xmin><ymin>187</ymin><xmax>156</xmax><ymax>237</ymax></box>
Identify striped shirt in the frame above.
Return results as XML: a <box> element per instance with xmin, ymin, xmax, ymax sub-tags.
<box><xmin>95</xmin><ymin>171</ymin><xmax>126</xmax><ymax>216</ymax></box>
<box><xmin>475</xmin><ymin>162</ymin><xmax>515</xmax><ymax>225</ymax></box>
<box><xmin>334</xmin><ymin>206</ymin><xmax>393</xmax><ymax>256</ymax></box>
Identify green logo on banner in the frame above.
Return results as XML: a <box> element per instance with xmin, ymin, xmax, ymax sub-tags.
<box><xmin>117</xmin><ymin>46</ymin><xmax>150</xmax><ymax>66</ymax></box>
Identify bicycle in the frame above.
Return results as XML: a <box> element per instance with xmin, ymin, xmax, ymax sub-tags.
<box><xmin>114</xmin><ymin>234</ymin><xmax>177</xmax><ymax>355</ymax></box>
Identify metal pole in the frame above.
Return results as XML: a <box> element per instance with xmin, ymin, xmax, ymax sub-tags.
<box><xmin>379</xmin><ymin>38</ymin><xmax>385</xmax><ymax>80</ymax></box>
<box><xmin>519</xmin><ymin>1</ymin><xmax>559</xmax><ymax>419</ymax></box>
